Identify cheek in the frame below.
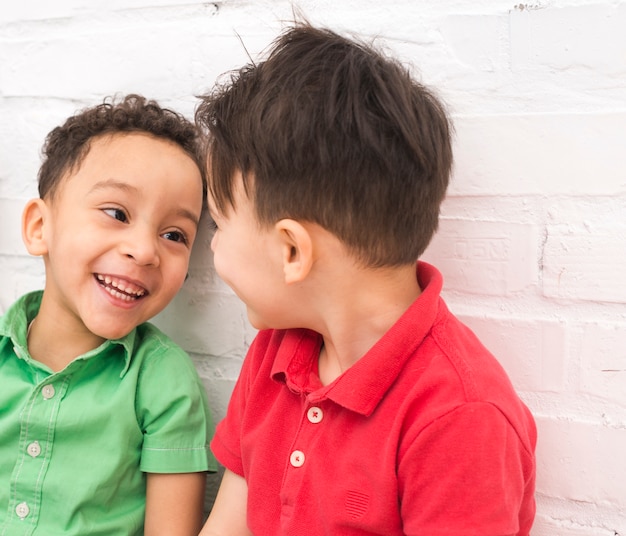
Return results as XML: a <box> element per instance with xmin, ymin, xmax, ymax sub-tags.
<box><xmin>166</xmin><ymin>268</ymin><xmax>187</xmax><ymax>299</ymax></box>
<box><xmin>212</xmin><ymin>253</ymin><xmax>228</xmax><ymax>282</ymax></box>
<box><xmin>211</xmin><ymin>247</ymin><xmax>240</xmax><ymax>291</ymax></box>
<box><xmin>210</xmin><ymin>234</ymin><xmax>230</xmax><ymax>276</ymax></box>
<box><xmin>163</xmin><ymin>254</ymin><xmax>191</xmax><ymax>292</ymax></box>
<box><xmin>209</xmin><ymin>229</ymin><xmax>233</xmax><ymax>272</ymax></box>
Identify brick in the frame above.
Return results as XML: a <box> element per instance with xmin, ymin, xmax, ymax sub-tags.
<box><xmin>0</xmin><ymin>256</ymin><xmax>44</xmax><ymax>311</ymax></box>
<box><xmin>441</xmin><ymin>13</ymin><xmax>509</xmax><ymax>71</ymax></box>
<box><xmin>422</xmin><ymin>219</ymin><xmax>539</xmax><ymax>296</ymax></box>
<box><xmin>0</xmin><ymin>2</ymin><xmax>74</xmax><ymax>22</ymax></box>
<box><xmin>0</xmin><ymin>100</ymin><xmax>73</xmax><ymax>199</ymax></box>
<box><xmin>0</xmin><ymin>12</ymin><xmax>226</xmax><ymax>100</ymax></box>
<box><xmin>542</xmin><ymin>206</ymin><xmax>626</xmax><ymax>303</ymax></box>
<box><xmin>452</xmin><ymin>113</ymin><xmax>626</xmax><ymax>196</ymax></box>
<box><xmin>535</xmin><ymin>416</ymin><xmax>626</xmax><ymax>506</ymax></box>
<box><xmin>0</xmin><ymin>199</ymin><xmax>29</xmax><ymax>256</ymax></box>
<box><xmin>192</xmin><ymin>354</ymin><xmax>241</xmax><ymax>421</ymax></box>
<box><xmin>457</xmin><ymin>315</ymin><xmax>566</xmax><ymax>392</ymax></box>
<box><xmin>152</xmin><ymin>287</ymin><xmax>250</xmax><ymax>358</ymax></box>
<box><xmin>532</xmin><ymin>515</ymin><xmax>623</xmax><ymax>536</ymax></box>
<box><xmin>510</xmin><ymin>4</ymin><xmax>626</xmax><ymax>74</ymax></box>
<box><xmin>2</xmin><ymin>35</ymin><xmax>167</xmax><ymax>99</ymax></box>
<box><xmin>579</xmin><ymin>322</ymin><xmax>626</xmax><ymax>406</ymax></box>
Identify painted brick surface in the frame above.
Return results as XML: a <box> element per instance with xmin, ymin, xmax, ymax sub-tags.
<box><xmin>536</xmin><ymin>416</ymin><xmax>626</xmax><ymax>504</ymax></box>
<box><xmin>0</xmin><ymin>198</ymin><xmax>28</xmax><ymax>256</ymax></box>
<box><xmin>542</xmin><ymin>198</ymin><xmax>626</xmax><ymax>304</ymax></box>
<box><xmin>579</xmin><ymin>322</ymin><xmax>626</xmax><ymax>406</ymax></box>
<box><xmin>1</xmin><ymin>0</ymin><xmax>625</xmax><ymax>531</ymax></box>
<box><xmin>457</xmin><ymin>314</ymin><xmax>567</xmax><ymax>393</ymax></box>
<box><xmin>422</xmin><ymin>219</ymin><xmax>539</xmax><ymax>295</ymax></box>
<box><xmin>452</xmin><ymin>113</ymin><xmax>626</xmax><ymax>196</ymax></box>
<box><xmin>510</xmin><ymin>4</ymin><xmax>626</xmax><ymax>74</ymax></box>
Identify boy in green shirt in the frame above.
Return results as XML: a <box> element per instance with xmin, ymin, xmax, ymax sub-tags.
<box><xmin>0</xmin><ymin>94</ymin><xmax>216</xmax><ymax>535</ymax></box>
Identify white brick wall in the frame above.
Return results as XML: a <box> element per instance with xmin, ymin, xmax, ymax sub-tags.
<box><xmin>1</xmin><ymin>1</ymin><xmax>625</xmax><ymax>532</ymax></box>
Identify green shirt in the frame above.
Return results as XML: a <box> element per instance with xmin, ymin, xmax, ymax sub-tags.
<box><xmin>0</xmin><ymin>291</ymin><xmax>217</xmax><ymax>536</ymax></box>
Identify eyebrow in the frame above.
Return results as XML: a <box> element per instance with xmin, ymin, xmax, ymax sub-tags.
<box><xmin>90</xmin><ymin>178</ymin><xmax>139</xmax><ymax>195</ymax></box>
<box><xmin>90</xmin><ymin>178</ymin><xmax>201</xmax><ymax>226</ymax></box>
<box><xmin>177</xmin><ymin>207</ymin><xmax>201</xmax><ymax>226</ymax></box>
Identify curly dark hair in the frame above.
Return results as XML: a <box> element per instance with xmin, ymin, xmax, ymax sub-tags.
<box><xmin>196</xmin><ymin>24</ymin><xmax>453</xmax><ymax>267</ymax></box>
<box><xmin>38</xmin><ymin>94</ymin><xmax>206</xmax><ymax>201</ymax></box>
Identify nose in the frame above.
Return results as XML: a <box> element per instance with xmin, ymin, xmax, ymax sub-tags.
<box><xmin>119</xmin><ymin>225</ymin><xmax>160</xmax><ymax>267</ymax></box>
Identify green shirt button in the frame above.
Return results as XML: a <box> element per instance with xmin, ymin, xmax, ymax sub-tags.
<box><xmin>15</xmin><ymin>502</ymin><xmax>29</xmax><ymax>519</ymax></box>
<box><xmin>27</xmin><ymin>441</ymin><xmax>41</xmax><ymax>457</ymax></box>
<box><xmin>41</xmin><ymin>384</ymin><xmax>55</xmax><ymax>399</ymax></box>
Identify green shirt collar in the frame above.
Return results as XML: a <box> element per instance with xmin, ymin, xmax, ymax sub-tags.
<box><xmin>0</xmin><ymin>291</ymin><xmax>136</xmax><ymax>377</ymax></box>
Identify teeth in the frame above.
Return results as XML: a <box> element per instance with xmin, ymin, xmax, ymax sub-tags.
<box><xmin>96</xmin><ymin>274</ymin><xmax>146</xmax><ymax>298</ymax></box>
<box><xmin>105</xmin><ymin>287</ymin><xmax>136</xmax><ymax>301</ymax></box>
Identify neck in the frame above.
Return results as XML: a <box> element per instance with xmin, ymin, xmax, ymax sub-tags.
<box><xmin>28</xmin><ymin>296</ymin><xmax>106</xmax><ymax>372</ymax></box>
<box><xmin>314</xmin><ymin>263</ymin><xmax>420</xmax><ymax>385</ymax></box>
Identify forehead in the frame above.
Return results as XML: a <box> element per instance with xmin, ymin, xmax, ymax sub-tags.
<box><xmin>58</xmin><ymin>132</ymin><xmax>201</xmax><ymax>191</ymax></box>
<box><xmin>51</xmin><ymin>132</ymin><xmax>203</xmax><ymax>221</ymax></box>
<box><xmin>84</xmin><ymin>132</ymin><xmax>193</xmax><ymax>168</ymax></box>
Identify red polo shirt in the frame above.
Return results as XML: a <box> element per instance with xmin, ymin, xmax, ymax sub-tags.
<box><xmin>212</xmin><ymin>262</ymin><xmax>536</xmax><ymax>535</ymax></box>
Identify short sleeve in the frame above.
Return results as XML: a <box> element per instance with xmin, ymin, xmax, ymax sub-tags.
<box><xmin>399</xmin><ymin>402</ymin><xmax>536</xmax><ymax>536</ymax></box>
<box><xmin>135</xmin><ymin>336</ymin><xmax>217</xmax><ymax>474</ymax></box>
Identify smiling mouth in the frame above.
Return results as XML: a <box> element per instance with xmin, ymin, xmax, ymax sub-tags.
<box><xmin>95</xmin><ymin>274</ymin><xmax>147</xmax><ymax>302</ymax></box>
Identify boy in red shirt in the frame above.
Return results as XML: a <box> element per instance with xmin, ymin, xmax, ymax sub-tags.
<box><xmin>197</xmin><ymin>23</ymin><xmax>536</xmax><ymax>536</ymax></box>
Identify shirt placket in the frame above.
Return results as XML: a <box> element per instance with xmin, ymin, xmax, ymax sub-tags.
<box><xmin>280</xmin><ymin>398</ymin><xmax>326</xmax><ymax>527</ymax></box>
<box><xmin>6</xmin><ymin>372</ymin><xmax>69</xmax><ymax>534</ymax></box>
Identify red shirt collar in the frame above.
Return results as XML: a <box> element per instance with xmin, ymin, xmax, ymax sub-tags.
<box><xmin>271</xmin><ymin>262</ymin><xmax>443</xmax><ymax>415</ymax></box>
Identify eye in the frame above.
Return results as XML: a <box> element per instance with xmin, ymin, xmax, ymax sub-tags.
<box><xmin>162</xmin><ymin>230</ymin><xmax>188</xmax><ymax>245</ymax></box>
<box><xmin>208</xmin><ymin>219</ymin><xmax>218</xmax><ymax>231</ymax></box>
<box><xmin>103</xmin><ymin>207</ymin><xmax>128</xmax><ymax>223</ymax></box>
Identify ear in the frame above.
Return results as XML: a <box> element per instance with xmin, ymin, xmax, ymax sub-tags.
<box><xmin>275</xmin><ymin>219</ymin><xmax>313</xmax><ymax>284</ymax></box>
<box><xmin>22</xmin><ymin>198</ymin><xmax>49</xmax><ymax>256</ymax></box>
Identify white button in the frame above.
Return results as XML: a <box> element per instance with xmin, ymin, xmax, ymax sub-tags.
<box><xmin>15</xmin><ymin>502</ymin><xmax>29</xmax><ymax>519</ymax></box>
<box><xmin>290</xmin><ymin>450</ymin><xmax>305</xmax><ymax>468</ymax></box>
<box><xmin>27</xmin><ymin>441</ymin><xmax>41</xmax><ymax>458</ymax></box>
<box><xmin>41</xmin><ymin>384</ymin><xmax>55</xmax><ymax>400</ymax></box>
<box><xmin>307</xmin><ymin>406</ymin><xmax>323</xmax><ymax>424</ymax></box>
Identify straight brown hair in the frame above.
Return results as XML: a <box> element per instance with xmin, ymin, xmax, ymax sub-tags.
<box><xmin>197</xmin><ymin>24</ymin><xmax>453</xmax><ymax>267</ymax></box>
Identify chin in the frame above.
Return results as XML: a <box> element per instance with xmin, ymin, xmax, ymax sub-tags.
<box><xmin>248</xmin><ymin>319</ymin><xmax>267</xmax><ymax>331</ymax></box>
<box><xmin>89</xmin><ymin>323</ymin><xmax>138</xmax><ymax>341</ymax></box>
<box><xmin>246</xmin><ymin>312</ymin><xmax>269</xmax><ymax>331</ymax></box>
<box><xmin>247</xmin><ymin>310</ymin><xmax>289</xmax><ymax>332</ymax></box>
